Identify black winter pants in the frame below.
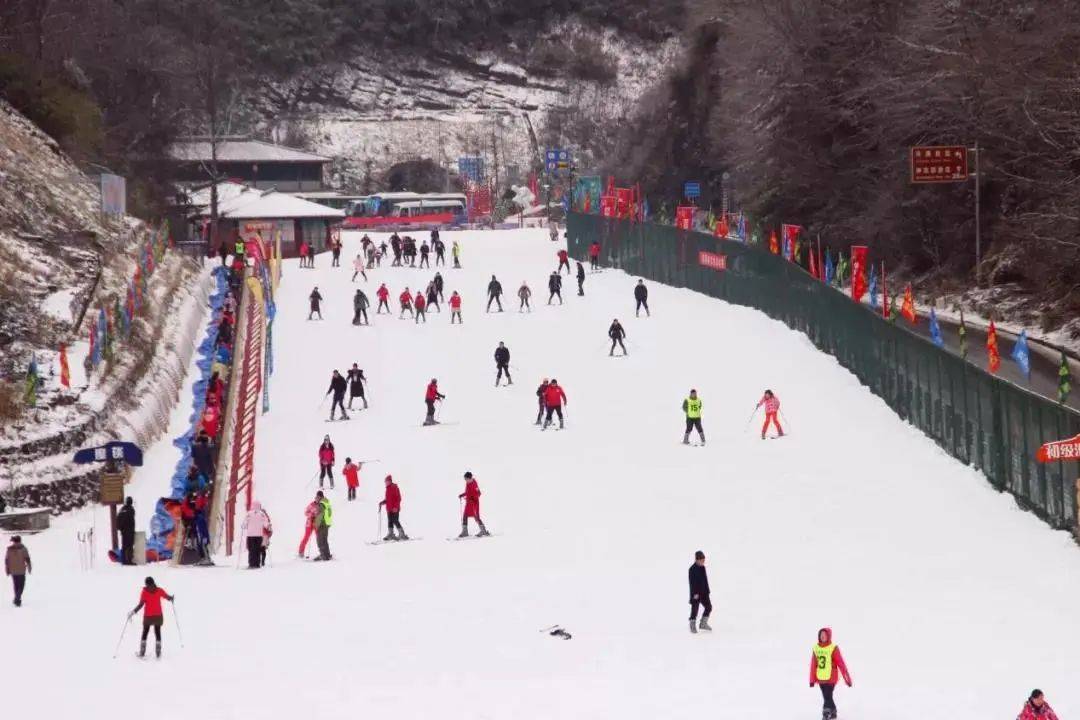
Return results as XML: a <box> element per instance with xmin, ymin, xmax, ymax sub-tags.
<box><xmin>425</xmin><ymin>399</ymin><xmax>436</xmax><ymax>421</ymax></box>
<box><xmin>121</xmin><ymin>531</ymin><xmax>135</xmax><ymax>565</ymax></box>
<box><xmin>544</xmin><ymin>406</ymin><xmax>564</xmax><ymax>426</ymax></box>
<box><xmin>548</xmin><ymin>289</ymin><xmax>562</xmax><ymax>304</ymax></box>
<box><xmin>689</xmin><ymin>593</ymin><xmax>711</xmax><ymax>619</ymax></box>
<box><xmin>331</xmin><ymin>396</ymin><xmax>347</xmax><ymax>418</ymax></box>
<box><xmin>246</xmin><ymin>536</ymin><xmax>262</xmax><ymax>569</ymax></box>
<box><xmin>487</xmin><ymin>295</ymin><xmax>502</xmax><ymax>312</ymax></box>
<box><xmin>496</xmin><ymin>364</ymin><xmax>511</xmax><ymax>383</ymax></box>
<box><xmin>387</xmin><ymin>512</ymin><xmax>404</xmax><ymax>534</ymax></box>
<box><xmin>377</xmin><ymin>299</ymin><xmax>389</xmax><ymax>313</ymax></box>
<box><xmin>353</xmin><ymin>308</ymin><xmax>368</xmax><ymax>324</ymax></box>
<box><xmin>685</xmin><ymin>418</ymin><xmax>704</xmax><ymax>436</ymax></box>
<box><xmin>319</xmin><ymin>463</ymin><xmax>334</xmax><ymax>487</ymax></box>
<box><xmin>577</xmin><ymin>277</ymin><xmax>584</xmax><ymax>295</ymax></box>
<box><xmin>12</xmin><ymin>574</ymin><xmax>26</xmax><ymax>605</ymax></box>
<box><xmin>819</xmin><ymin>684</ymin><xmax>836</xmax><ymax>715</ymax></box>
<box><xmin>610</xmin><ymin>337</ymin><xmax>626</xmax><ymax>355</ymax></box>
<box><xmin>636</xmin><ymin>298</ymin><xmax>649</xmax><ymax>316</ymax></box>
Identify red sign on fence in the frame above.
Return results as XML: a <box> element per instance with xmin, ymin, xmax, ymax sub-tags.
<box><xmin>1036</xmin><ymin>434</ymin><xmax>1080</xmax><ymax>462</ymax></box>
<box><xmin>698</xmin><ymin>250</ymin><xmax>727</xmax><ymax>271</ymax></box>
<box><xmin>910</xmin><ymin>146</ymin><xmax>968</xmax><ymax>183</ymax></box>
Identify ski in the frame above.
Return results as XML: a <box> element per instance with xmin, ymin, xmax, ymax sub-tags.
<box><xmin>366</xmin><ymin>537</ymin><xmax>421</xmax><ymax>546</ymax></box>
<box><xmin>446</xmin><ymin>533</ymin><xmax>498</xmax><ymax>541</ymax></box>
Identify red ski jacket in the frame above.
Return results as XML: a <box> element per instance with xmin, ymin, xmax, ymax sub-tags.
<box><xmin>399</xmin><ymin>291</ymin><xmax>412</xmax><ymax>306</ymax></box>
<box><xmin>558</xmin><ymin>249</ymin><xmax>568</xmax><ymax>261</ymax></box>
<box><xmin>460</xmin><ymin>478</ymin><xmax>481</xmax><ymax>517</ymax></box>
<box><xmin>449</xmin><ymin>295</ymin><xmax>461</xmax><ymax>309</ymax></box>
<box><xmin>343</xmin><ymin>463</ymin><xmax>359</xmax><ymax>489</ymax></box>
<box><xmin>377</xmin><ymin>285</ymin><xmax>389</xmax><ymax>300</ymax></box>
<box><xmin>544</xmin><ymin>384</ymin><xmax>567</xmax><ymax>407</ymax></box>
<box><xmin>589</xmin><ymin>242</ymin><xmax>600</xmax><ymax>258</ymax></box>
<box><xmin>383</xmin><ymin>482</ymin><xmax>401</xmax><ymax>513</ymax></box>
<box><xmin>425</xmin><ymin>382</ymin><xmax>441</xmax><ymax>402</ymax></box>
<box><xmin>758</xmin><ymin>394</ymin><xmax>780</xmax><ymax>413</ymax></box>
<box><xmin>414</xmin><ymin>293</ymin><xmax>426</xmax><ymax>310</ymax></box>
<box><xmin>808</xmin><ymin>628</ymin><xmax>851</xmax><ymax>686</ymax></box>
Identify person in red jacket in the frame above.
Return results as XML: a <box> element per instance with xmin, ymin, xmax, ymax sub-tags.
<box><xmin>449</xmin><ymin>291</ymin><xmax>462</xmax><ymax>324</ymax></box>
<box><xmin>201</xmin><ymin>404</ymin><xmax>220</xmax><ymax>438</ymax></box>
<box><xmin>757</xmin><ymin>389</ymin><xmax>783</xmax><ymax>439</ymax></box>
<box><xmin>378</xmin><ymin>475</ymin><xmax>408</xmax><ymax>541</ymax></box>
<box><xmin>542</xmin><ymin>379</ymin><xmax>567</xmax><ymax>430</ymax></box>
<box><xmin>589</xmin><ymin>241</ymin><xmax>601</xmax><ymax>270</ymax></box>
<box><xmin>809</xmin><ymin>627</ymin><xmax>852</xmax><ymax>720</ymax></box>
<box><xmin>376</xmin><ymin>283</ymin><xmax>390</xmax><ymax>314</ymax></box>
<box><xmin>399</xmin><ymin>288</ymin><xmax>413</xmax><ymax>319</ymax></box>
<box><xmin>1018</xmin><ymin>690</ymin><xmax>1059</xmax><ymax>720</ymax></box>
<box><xmin>414</xmin><ymin>291</ymin><xmax>427</xmax><ymax>324</ymax></box>
<box><xmin>424</xmin><ymin>378</ymin><xmax>445</xmax><ymax>425</ymax></box>
<box><xmin>343</xmin><ymin>457</ymin><xmax>360</xmax><ymax>501</ymax></box>
<box><xmin>457</xmin><ymin>471</ymin><xmax>490</xmax><ymax>538</ymax></box>
<box><xmin>128</xmin><ymin>576</ymin><xmax>174</xmax><ymax>659</ymax></box>
<box><xmin>557</xmin><ymin>248</ymin><xmax>570</xmax><ymax>275</ymax></box>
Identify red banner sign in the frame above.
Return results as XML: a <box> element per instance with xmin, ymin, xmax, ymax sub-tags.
<box><xmin>850</xmin><ymin>245</ymin><xmax>868</xmax><ymax>302</ymax></box>
<box><xmin>600</xmin><ymin>196</ymin><xmax>617</xmax><ymax>218</ymax></box>
<box><xmin>698</xmin><ymin>250</ymin><xmax>727</xmax><ymax>271</ymax></box>
<box><xmin>675</xmin><ymin>205</ymin><xmax>695</xmax><ymax>230</ymax></box>
<box><xmin>1036</xmin><ymin>434</ymin><xmax>1080</xmax><ymax>463</ymax></box>
<box><xmin>911</xmin><ymin>146</ymin><xmax>968</xmax><ymax>183</ymax></box>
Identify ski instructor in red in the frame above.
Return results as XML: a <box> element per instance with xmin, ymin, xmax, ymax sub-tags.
<box><xmin>424</xmin><ymin>378</ymin><xmax>445</xmax><ymax>425</ymax></box>
<box><xmin>458</xmin><ymin>471</ymin><xmax>490</xmax><ymax>538</ymax></box>
<box><xmin>809</xmin><ymin>627</ymin><xmax>852</xmax><ymax>720</ymax></box>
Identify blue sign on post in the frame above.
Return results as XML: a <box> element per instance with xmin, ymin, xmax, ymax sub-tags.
<box><xmin>545</xmin><ymin>148</ymin><xmax>572</xmax><ymax>176</ymax></box>
<box><xmin>684</xmin><ymin>182</ymin><xmax>701</xmax><ymax>200</ymax></box>
<box><xmin>458</xmin><ymin>157</ymin><xmax>484</xmax><ymax>183</ymax></box>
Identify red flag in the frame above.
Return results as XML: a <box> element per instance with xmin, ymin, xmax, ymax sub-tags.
<box><xmin>769</xmin><ymin>230</ymin><xmax>779</xmax><ymax>255</ymax></box>
<box><xmin>987</xmin><ymin>320</ymin><xmax>1001</xmax><ymax>373</ymax></box>
<box><xmin>881</xmin><ymin>262</ymin><xmax>889</xmax><ymax>319</ymax></box>
<box><xmin>59</xmin><ymin>343</ymin><xmax>71</xmax><ymax>388</ymax></box>
<box><xmin>809</xmin><ymin>245</ymin><xmax>819</xmax><ymax>279</ymax></box>
<box><xmin>901</xmin><ymin>284</ymin><xmax>917</xmax><ymax>323</ymax></box>
<box><xmin>717</xmin><ymin>212</ymin><xmax>729</xmax><ymax>238</ymax></box>
<box><xmin>850</xmin><ymin>246</ymin><xmax>868</xmax><ymax>302</ymax></box>
<box><xmin>583</xmin><ymin>192</ymin><xmax>592</xmax><ymax>214</ymax></box>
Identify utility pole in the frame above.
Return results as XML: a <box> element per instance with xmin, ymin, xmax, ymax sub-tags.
<box><xmin>971</xmin><ymin>142</ymin><xmax>981</xmax><ymax>287</ymax></box>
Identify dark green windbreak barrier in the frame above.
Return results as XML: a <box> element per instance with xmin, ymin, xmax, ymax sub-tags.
<box><xmin>566</xmin><ymin>212</ymin><xmax>1080</xmax><ymax>533</ymax></box>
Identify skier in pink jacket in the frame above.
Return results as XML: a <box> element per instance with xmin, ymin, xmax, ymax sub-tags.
<box><xmin>243</xmin><ymin>501</ymin><xmax>271</xmax><ymax>569</ymax></box>
<box><xmin>757</xmin><ymin>390</ymin><xmax>783</xmax><ymax>439</ymax></box>
<box><xmin>298</xmin><ymin>500</ymin><xmax>319</xmax><ymax>558</ymax></box>
<box><xmin>318</xmin><ymin>436</ymin><xmax>335</xmax><ymax>489</ymax></box>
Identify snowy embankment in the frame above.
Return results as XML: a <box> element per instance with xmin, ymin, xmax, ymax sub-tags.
<box><xmin>4</xmin><ymin>229</ymin><xmax>1078</xmax><ymax>720</ymax></box>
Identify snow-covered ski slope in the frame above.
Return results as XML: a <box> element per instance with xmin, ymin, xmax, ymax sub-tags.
<box><xmin>5</xmin><ymin>228</ymin><xmax>1079</xmax><ymax>720</ymax></box>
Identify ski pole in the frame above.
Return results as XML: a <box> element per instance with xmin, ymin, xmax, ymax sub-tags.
<box><xmin>112</xmin><ymin>615</ymin><xmax>132</xmax><ymax>659</ymax></box>
<box><xmin>779</xmin><ymin>409</ymin><xmax>792</xmax><ymax>433</ymax></box>
<box><xmin>377</xmin><ymin>507</ymin><xmax>383</xmax><ymax>543</ymax></box>
<box><xmin>171</xmin><ymin>601</ymin><xmax>185</xmax><ymax>649</ymax></box>
<box><xmin>743</xmin><ymin>406</ymin><xmax>759</xmax><ymax>432</ymax></box>
<box><xmin>304</xmin><ymin>469</ymin><xmax>321</xmax><ymax>489</ymax></box>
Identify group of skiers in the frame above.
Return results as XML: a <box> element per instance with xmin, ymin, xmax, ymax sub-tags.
<box><xmin>324</xmin><ymin>365</ymin><xmax>368</xmax><ymax>421</ymax></box>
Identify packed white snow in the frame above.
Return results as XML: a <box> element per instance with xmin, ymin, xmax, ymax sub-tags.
<box><xmin>41</xmin><ymin>287</ymin><xmax>76</xmax><ymax>323</ymax></box>
<box><xmin>3</xmin><ymin>228</ymin><xmax>1078</xmax><ymax>720</ymax></box>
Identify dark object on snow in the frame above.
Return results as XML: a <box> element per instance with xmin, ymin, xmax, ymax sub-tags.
<box><xmin>548</xmin><ymin>627</ymin><xmax>572</xmax><ymax>640</ymax></box>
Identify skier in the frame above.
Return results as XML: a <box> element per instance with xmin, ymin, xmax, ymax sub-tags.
<box><xmin>414</xmin><ymin>290</ymin><xmax>427</xmax><ymax>324</ymax></box>
<box><xmin>426</xmin><ymin>282</ymin><xmax>440</xmax><ymax>313</ymax></box>
<box><xmin>682</xmin><ymin>389</ymin><xmax>705</xmax><ymax>445</ymax></box>
<box><xmin>346</xmin><ymin>364</ymin><xmax>367</xmax><ymax>410</ymax></box>
<box><xmin>378</xmin><ymin>240</ymin><xmax>388</xmax><ymax>265</ymax></box>
<box><xmin>330</xmin><ymin>235</ymin><xmax>342</xmax><ymax>266</ymax></box>
<box><xmin>352</xmin><ymin>288</ymin><xmax>370</xmax><ymax>326</ymax></box>
<box><xmin>452</xmin><ymin>240</ymin><xmax>461</xmax><ymax>268</ymax></box>
<box><xmin>547</xmin><ymin>271</ymin><xmax>563</xmax><ymax>305</ymax></box>
<box><xmin>589</xmin><ymin>240</ymin><xmax>601</xmax><ymax>270</ymax></box>
<box><xmin>298</xmin><ymin>240</ymin><xmax>310</xmax><ymax>268</ymax></box>
<box><xmin>1018</xmin><ymin>690</ymin><xmax>1059</xmax><ymax>720</ymax></box>
<box><xmin>376</xmin><ymin>283</ymin><xmax>390</xmax><ymax>314</ymax></box>
<box><xmin>518</xmin><ymin>281</ymin><xmax>532</xmax><ymax>312</ymax></box>
<box><xmin>343</xmin><ymin>458</ymin><xmax>360</xmax><ymax>501</ymax></box>
<box><xmin>399</xmin><ymin>288</ymin><xmax>414</xmax><ymax>319</ymax></box>
<box><xmin>352</xmin><ymin>253</ymin><xmax>367</xmax><ymax>282</ymax></box>
<box><xmin>458</xmin><ymin>472</ymin><xmax>490</xmax><ymax>538</ymax></box>
<box><xmin>365</xmin><ymin>242</ymin><xmax>376</xmax><ymax>269</ymax></box>
<box><xmin>534</xmin><ymin>378</ymin><xmax>549</xmax><ymax>425</ymax></box>
<box><xmin>244</xmin><ymin>501</ymin><xmax>271</xmax><ymax>569</ymax></box>
<box><xmin>433</xmin><ymin>235</ymin><xmax>446</xmax><ymax>266</ymax></box>
<box><xmin>688</xmin><ymin>550</ymin><xmax>711</xmax><ymax>633</ymax></box>
<box><xmin>608</xmin><ymin>319</ymin><xmax>627</xmax><ymax>356</ymax></box>
<box><xmin>117</xmin><ymin>496</ymin><xmax>136</xmax><ymax>565</ymax></box>
<box><xmin>318</xmin><ymin>435</ymin><xmax>336</xmax><ymax>489</ymax></box>
<box><xmin>809</xmin><ymin>627</ymin><xmax>852</xmax><ymax>720</ymax></box>
<box><xmin>419</xmin><ymin>240</ymin><xmax>431</xmax><ymax>268</ymax></box>
<box><xmin>634</xmin><ymin>279</ymin><xmax>650</xmax><ymax>317</ymax></box>
<box><xmin>486</xmin><ymin>275</ymin><xmax>504</xmax><ymax>312</ymax></box>
<box><xmin>390</xmin><ymin>233</ymin><xmax>402</xmax><ymax>266</ymax></box>
<box><xmin>314</xmin><ymin>491</ymin><xmax>332</xmax><ymax>561</ymax></box>
<box><xmin>494</xmin><ymin>342</ymin><xmax>512</xmax><ymax>386</ymax></box>
<box><xmin>549</xmin><ymin>222</ymin><xmax>559</xmax><ymax>242</ymax></box>
<box><xmin>757</xmin><ymin>389</ymin><xmax>783</xmax><ymax>439</ymax></box>
<box><xmin>5</xmin><ymin>535</ymin><xmax>31</xmax><ymax>607</ymax></box>
<box><xmin>557</xmin><ymin>248</ymin><xmax>570</xmax><ymax>275</ymax></box>
<box><xmin>576</xmin><ymin>261</ymin><xmax>585</xmax><ymax>296</ymax></box>
<box><xmin>449</xmin><ymin>291</ymin><xmax>462</xmax><ymax>324</ymax></box>
<box><xmin>298</xmin><ymin>497</ymin><xmax>319</xmax><ymax>558</ymax></box>
<box><xmin>309</xmin><ymin>286</ymin><xmax>323</xmax><ymax>320</ymax></box>
<box><xmin>326</xmin><ymin>370</ymin><xmax>349</xmax><ymax>421</ymax></box>
<box><xmin>424</xmin><ymin>378</ymin><xmax>445</xmax><ymax>425</ymax></box>
<box><xmin>128</xmin><ymin>576</ymin><xmax>174</xmax><ymax>659</ymax></box>
<box><xmin>434</xmin><ymin>271</ymin><xmax>445</xmax><ymax>301</ymax></box>
<box><xmin>405</xmin><ymin>236</ymin><xmax>417</xmax><ymax>266</ymax></box>
<box><xmin>379</xmin><ymin>475</ymin><xmax>408</xmax><ymax>541</ymax></box>
<box><xmin>542</xmin><ymin>378</ymin><xmax>567</xmax><ymax>429</ymax></box>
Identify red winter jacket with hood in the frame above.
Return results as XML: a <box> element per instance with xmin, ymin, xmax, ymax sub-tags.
<box><xmin>808</xmin><ymin>628</ymin><xmax>851</xmax><ymax>686</ymax></box>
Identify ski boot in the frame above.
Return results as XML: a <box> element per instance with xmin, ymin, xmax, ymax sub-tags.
<box><xmin>383</xmin><ymin>532</ymin><xmax>397</xmax><ymax>542</ymax></box>
<box><xmin>559</xmin><ymin>421</ymin><xmax>565</xmax><ymax>430</ymax></box>
<box><xmin>155</xmin><ymin>642</ymin><xmax>162</xmax><ymax>659</ymax></box>
<box><xmin>698</xmin><ymin>617</ymin><xmax>712</xmax><ymax>632</ymax></box>
<box><xmin>397</xmin><ymin>532</ymin><xmax>409</xmax><ymax>541</ymax></box>
<box><xmin>138</xmin><ymin>641</ymin><xmax>147</xmax><ymax>658</ymax></box>
<box><xmin>458</xmin><ymin>525</ymin><xmax>469</xmax><ymax>539</ymax></box>
<box><xmin>689</xmin><ymin>619</ymin><xmax>697</xmax><ymax>634</ymax></box>
<box><xmin>699</xmin><ymin>435</ymin><xmax>706</xmax><ymax>445</ymax></box>
<box><xmin>682</xmin><ymin>433</ymin><xmax>690</xmax><ymax>445</ymax></box>
<box><xmin>477</xmin><ymin>526</ymin><xmax>491</xmax><ymax>537</ymax></box>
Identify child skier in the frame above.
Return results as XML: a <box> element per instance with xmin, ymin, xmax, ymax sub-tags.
<box><xmin>608</xmin><ymin>319</ymin><xmax>627</xmax><ymax>356</ymax></box>
<box><xmin>547</xmin><ymin>271</ymin><xmax>563</xmax><ymax>305</ymax></box>
<box><xmin>352</xmin><ymin>253</ymin><xmax>367</xmax><ymax>282</ymax></box>
<box><xmin>326</xmin><ymin>370</ymin><xmax>348</xmax><ymax>420</ymax></box>
<box><xmin>414</xmin><ymin>291</ymin><xmax>427</xmax><ymax>324</ymax></box>
<box><xmin>399</xmin><ymin>288</ymin><xmax>414</xmax><ymax>319</ymax></box>
<box><xmin>318</xmin><ymin>436</ymin><xmax>335</xmax><ymax>489</ymax></box>
<box><xmin>757</xmin><ymin>389</ymin><xmax>783</xmax><ymax>439</ymax></box>
<box><xmin>128</xmin><ymin>576</ymin><xmax>174</xmax><ymax>659</ymax></box>
<box><xmin>589</xmin><ymin>240</ymin><xmax>601</xmax><ymax>270</ymax></box>
<box><xmin>634</xmin><ymin>279</ymin><xmax>649</xmax><ymax>317</ymax></box>
<box><xmin>343</xmin><ymin>458</ymin><xmax>360</xmax><ymax>501</ymax></box>
<box><xmin>535</xmin><ymin>378</ymin><xmax>549</xmax><ymax>425</ymax></box>
<box><xmin>809</xmin><ymin>627</ymin><xmax>852</xmax><ymax>720</ymax></box>
<box><xmin>557</xmin><ymin>248</ymin><xmax>570</xmax><ymax>275</ymax></box>
<box><xmin>309</xmin><ymin>286</ymin><xmax>323</xmax><ymax>320</ymax></box>
<box><xmin>299</xmin><ymin>498</ymin><xmax>319</xmax><ymax>558</ymax></box>
<box><xmin>518</xmin><ymin>281</ymin><xmax>532</xmax><ymax>312</ymax></box>
<box><xmin>682</xmin><ymin>389</ymin><xmax>705</xmax><ymax>445</ymax></box>
<box><xmin>376</xmin><ymin>283</ymin><xmax>390</xmax><ymax>314</ymax></box>
<box><xmin>458</xmin><ymin>472</ymin><xmax>490</xmax><ymax>538</ymax></box>
<box><xmin>449</xmin><ymin>291</ymin><xmax>462</xmax><ymax>324</ymax></box>
<box><xmin>379</xmin><ymin>475</ymin><xmax>408</xmax><ymax>540</ymax></box>
<box><xmin>452</xmin><ymin>240</ymin><xmax>461</xmax><ymax>268</ymax></box>
<box><xmin>486</xmin><ymin>275</ymin><xmax>504</xmax><ymax>312</ymax></box>
<box><xmin>688</xmin><ymin>550</ymin><xmax>711</xmax><ymax>633</ymax></box>
<box><xmin>494</xmin><ymin>342</ymin><xmax>512</xmax><ymax>386</ymax></box>
<box><xmin>426</xmin><ymin>282</ymin><xmax>440</xmax><ymax>313</ymax></box>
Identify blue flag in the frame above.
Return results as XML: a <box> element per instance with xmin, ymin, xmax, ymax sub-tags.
<box><xmin>1011</xmin><ymin>330</ymin><xmax>1031</xmax><ymax>379</ymax></box>
<box><xmin>736</xmin><ymin>212</ymin><xmax>747</xmax><ymax>242</ymax></box>
<box><xmin>868</xmin><ymin>264</ymin><xmax>879</xmax><ymax>309</ymax></box>
<box><xmin>642</xmin><ymin>198</ymin><xmax>649</xmax><ymax>222</ymax></box>
<box><xmin>929</xmin><ymin>308</ymin><xmax>944</xmax><ymax>347</ymax></box>
<box><xmin>824</xmin><ymin>251</ymin><xmax>835</xmax><ymax>285</ymax></box>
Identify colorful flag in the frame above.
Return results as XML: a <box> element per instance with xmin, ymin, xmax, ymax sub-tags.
<box><xmin>736</xmin><ymin>212</ymin><xmax>746</xmax><ymax>241</ymax></box>
<box><xmin>583</xmin><ymin>192</ymin><xmax>592</xmax><ymax>214</ymax></box>
<box><xmin>809</xmin><ymin>246</ymin><xmax>819</xmax><ymax>280</ymax></box>
<box><xmin>958</xmin><ymin>309</ymin><xmax>968</xmax><ymax>359</ymax></box>
<box><xmin>782</xmin><ymin>224</ymin><xmax>801</xmax><ymax>262</ymax></box>
<box><xmin>881</xmin><ymin>262</ymin><xmax>889</xmax><ymax>319</ymax></box>
<box><xmin>1058</xmin><ymin>350</ymin><xmax>1071</xmax><ymax>404</ymax></box>
<box><xmin>641</xmin><ymin>197</ymin><xmax>648</xmax><ymax>221</ymax></box>
<box><xmin>850</xmin><ymin>246</ymin><xmax>868</xmax><ymax>302</ymax></box>
<box><xmin>1011</xmin><ymin>329</ymin><xmax>1031</xmax><ymax>379</ymax></box>
<box><xmin>769</xmin><ymin>230</ymin><xmax>779</xmax><ymax>255</ymax></box>
<box><xmin>929</xmin><ymin>308</ymin><xmax>944</xmax><ymax>347</ymax></box>
<box><xmin>59</xmin><ymin>343</ymin><xmax>70</xmax><ymax>389</ymax></box>
<box><xmin>836</xmin><ymin>252</ymin><xmax>848</xmax><ymax>288</ymax></box>
<box><xmin>717</xmin><ymin>212</ymin><xmax>729</xmax><ymax>238</ymax></box>
<box><xmin>24</xmin><ymin>354</ymin><xmax>39</xmax><ymax>406</ymax></box>
<box><xmin>868</xmin><ymin>264</ymin><xmax>879</xmax><ymax>309</ymax></box>
<box><xmin>987</xmin><ymin>320</ymin><xmax>1001</xmax><ymax>374</ymax></box>
<box><xmin>751</xmin><ymin>229</ymin><xmax>761</xmax><ymax>245</ymax></box>
<box><xmin>824</xmin><ymin>251</ymin><xmax>835</xmax><ymax>285</ymax></box>
<box><xmin>901</xmin><ymin>284</ymin><xmax>916</xmax><ymax>323</ymax></box>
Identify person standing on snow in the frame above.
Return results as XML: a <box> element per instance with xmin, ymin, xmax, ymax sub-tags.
<box><xmin>608</xmin><ymin>319</ymin><xmax>627</xmax><ymax>356</ymax></box>
<box><xmin>117</xmin><ymin>496</ymin><xmax>136</xmax><ymax>565</ymax></box>
<box><xmin>376</xmin><ymin>283</ymin><xmax>390</xmax><ymax>314</ymax></box>
<box><xmin>1018</xmin><ymin>690</ymin><xmax>1059</xmax><ymax>720</ymax></box>
<box><xmin>494</xmin><ymin>342</ymin><xmax>512</xmax><ymax>386</ymax></box>
<box><xmin>424</xmin><ymin>378</ymin><xmax>445</xmax><ymax>425</ymax></box>
<box><xmin>547</xmin><ymin>271</ymin><xmax>563</xmax><ymax>305</ymax></box>
<box><xmin>434</xmin><ymin>272</ymin><xmax>445</xmax><ymax>301</ymax></box>
<box><xmin>318</xmin><ymin>435</ymin><xmax>336</xmax><ymax>489</ymax></box>
<box><xmin>390</xmin><ymin>234</ymin><xmax>402</xmax><ymax>266</ymax></box>
<box><xmin>549</xmin><ymin>222</ymin><xmax>559</xmax><ymax>242</ymax></box>
<box><xmin>433</xmin><ymin>235</ymin><xmax>446</xmax><ymax>266</ymax></box>
<box><xmin>589</xmin><ymin>240</ymin><xmax>601</xmax><ymax>270</ymax></box>
<box><xmin>352</xmin><ymin>253</ymin><xmax>367</xmax><ymax>282</ymax></box>
<box><xmin>309</xmin><ymin>286</ymin><xmax>324</xmax><ymax>320</ymax></box>
<box><xmin>487</xmin><ymin>275</ymin><xmax>504</xmax><ymax>312</ymax></box>
<box><xmin>449</xmin><ymin>291</ymin><xmax>463</xmax><ymax>324</ymax></box>
<box><xmin>452</xmin><ymin>240</ymin><xmax>461</xmax><ymax>268</ymax></box>
<box><xmin>419</xmin><ymin>240</ymin><xmax>431</xmax><ymax>268</ymax></box>
<box><xmin>379</xmin><ymin>475</ymin><xmax>408</xmax><ymax>541</ymax></box>
<box><xmin>682</xmin><ymin>389</ymin><xmax>705</xmax><ymax>445</ymax></box>
<box><xmin>426</xmin><ymin>282</ymin><xmax>440</xmax><ymax>313</ymax></box>
<box><xmin>352</xmin><ymin>288</ymin><xmax>370</xmax><ymax>326</ymax></box>
<box><xmin>809</xmin><ymin>627</ymin><xmax>852</xmax><ymax>720</ymax></box>
<box><xmin>399</xmin><ymin>288</ymin><xmax>414</xmax><ymax>319</ymax></box>
<box><xmin>343</xmin><ymin>458</ymin><xmax>361</xmax><ymax>501</ymax></box>
<box><xmin>5</xmin><ymin>535</ymin><xmax>31</xmax><ymax>607</ymax></box>
<box><xmin>518</xmin><ymin>281</ymin><xmax>532</xmax><ymax>312</ymax></box>
<box><xmin>346</xmin><ymin>364</ymin><xmax>367</xmax><ymax>410</ymax></box>
<box><xmin>634</xmin><ymin>279</ymin><xmax>649</xmax><ymax>317</ymax></box>
<box><xmin>314</xmin><ymin>491</ymin><xmax>333</xmax><ymax>561</ymax></box>
<box><xmin>688</xmin><ymin>550</ymin><xmax>711</xmax><ymax>633</ymax></box>
<box><xmin>557</xmin><ymin>248</ymin><xmax>570</xmax><ymax>275</ymax></box>
<box><xmin>458</xmin><ymin>472</ymin><xmax>490</xmax><ymax>538</ymax></box>
<box><xmin>757</xmin><ymin>389</ymin><xmax>783</xmax><ymax>439</ymax></box>
<box><xmin>576</xmin><ymin>261</ymin><xmax>585</xmax><ymax>296</ymax></box>
<box><xmin>534</xmin><ymin>378</ymin><xmax>550</xmax><ymax>425</ymax></box>
<box><xmin>542</xmin><ymin>379</ymin><xmax>567</xmax><ymax>429</ymax></box>
<box><xmin>414</xmin><ymin>291</ymin><xmax>427</xmax><ymax>324</ymax></box>
<box><xmin>128</xmin><ymin>576</ymin><xmax>174</xmax><ymax>659</ymax></box>
<box><xmin>244</xmin><ymin>501</ymin><xmax>271</xmax><ymax>569</ymax></box>
<box><xmin>326</xmin><ymin>370</ymin><xmax>349</xmax><ymax>421</ymax></box>
<box><xmin>330</xmin><ymin>235</ymin><xmax>342</xmax><ymax>267</ymax></box>
<box><xmin>299</xmin><ymin>498</ymin><xmax>319</xmax><ymax>558</ymax></box>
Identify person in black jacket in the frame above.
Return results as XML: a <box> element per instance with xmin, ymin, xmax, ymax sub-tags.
<box><xmin>688</xmin><ymin>550</ymin><xmax>712</xmax><ymax>633</ymax></box>
<box><xmin>576</xmin><ymin>261</ymin><xmax>586</xmax><ymax>296</ymax></box>
<box><xmin>426</xmin><ymin>282</ymin><xmax>440</xmax><ymax>313</ymax></box>
<box><xmin>352</xmin><ymin>289</ymin><xmax>370</xmax><ymax>326</ymax></box>
<box><xmin>487</xmin><ymin>275</ymin><xmax>504</xmax><ymax>312</ymax></box>
<box><xmin>494</xmin><ymin>342</ymin><xmax>512</xmax><ymax>387</ymax></box>
<box><xmin>608</xmin><ymin>319</ymin><xmax>627</xmax><ymax>356</ymax></box>
<box><xmin>191</xmin><ymin>431</ymin><xmax>214</xmax><ymax>484</ymax></box>
<box><xmin>346</xmin><ymin>364</ymin><xmax>367</xmax><ymax>410</ymax></box>
<box><xmin>117</xmin><ymin>497</ymin><xmax>136</xmax><ymax>565</ymax></box>
<box><xmin>326</xmin><ymin>370</ymin><xmax>349</xmax><ymax>420</ymax></box>
<box><xmin>390</xmin><ymin>233</ymin><xmax>402</xmax><ymax>266</ymax></box>
<box><xmin>419</xmin><ymin>241</ymin><xmax>431</xmax><ymax>268</ymax></box>
<box><xmin>547</xmin><ymin>272</ymin><xmax>563</xmax><ymax>305</ymax></box>
<box><xmin>434</xmin><ymin>272</ymin><xmax>445</xmax><ymax>301</ymax></box>
<box><xmin>534</xmin><ymin>379</ymin><xmax>549</xmax><ymax>425</ymax></box>
<box><xmin>634</xmin><ymin>279</ymin><xmax>650</xmax><ymax>317</ymax></box>
<box><xmin>309</xmin><ymin>286</ymin><xmax>323</xmax><ymax>320</ymax></box>
<box><xmin>433</xmin><ymin>236</ymin><xmax>446</xmax><ymax>266</ymax></box>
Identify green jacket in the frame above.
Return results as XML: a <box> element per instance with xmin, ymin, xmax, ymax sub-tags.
<box><xmin>682</xmin><ymin>397</ymin><xmax>702</xmax><ymax>419</ymax></box>
<box><xmin>317</xmin><ymin>498</ymin><xmax>332</xmax><ymax>528</ymax></box>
